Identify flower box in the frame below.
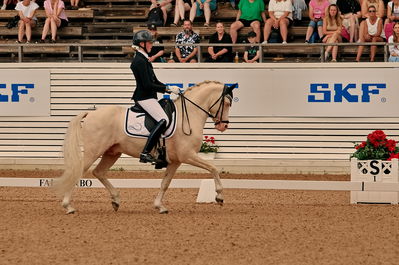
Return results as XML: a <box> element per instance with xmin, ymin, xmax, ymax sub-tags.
<box><xmin>198</xmin><ymin>152</ymin><xmax>216</xmax><ymax>160</ymax></box>
<box><xmin>350</xmin><ymin>158</ymin><xmax>399</xmax><ymax>204</ymax></box>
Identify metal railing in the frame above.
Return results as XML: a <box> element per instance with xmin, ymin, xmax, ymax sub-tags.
<box><xmin>0</xmin><ymin>42</ymin><xmax>395</xmax><ymax>63</ymax></box>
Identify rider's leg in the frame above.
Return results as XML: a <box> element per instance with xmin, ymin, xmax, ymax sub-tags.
<box><xmin>136</xmin><ymin>98</ymin><xmax>169</xmax><ymax>163</ymax></box>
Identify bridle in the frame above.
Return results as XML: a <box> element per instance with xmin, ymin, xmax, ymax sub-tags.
<box><xmin>179</xmin><ymin>84</ymin><xmax>236</xmax><ymax>136</ymax></box>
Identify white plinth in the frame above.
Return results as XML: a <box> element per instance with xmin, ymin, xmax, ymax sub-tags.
<box><xmin>198</xmin><ymin>152</ymin><xmax>216</xmax><ymax>160</ymax></box>
<box><xmin>196</xmin><ymin>179</ymin><xmax>216</xmax><ymax>203</ymax></box>
<box><xmin>351</xmin><ymin>158</ymin><xmax>399</xmax><ymax>204</ymax></box>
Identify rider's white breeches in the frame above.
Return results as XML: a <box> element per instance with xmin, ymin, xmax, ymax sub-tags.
<box><xmin>137</xmin><ymin>98</ymin><xmax>169</xmax><ymax>124</ymax></box>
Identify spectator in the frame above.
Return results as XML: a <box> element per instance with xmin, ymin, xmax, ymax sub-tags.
<box><xmin>70</xmin><ymin>0</ymin><xmax>80</xmax><ymax>9</ymax></box>
<box><xmin>150</xmin><ymin>0</ymin><xmax>173</xmax><ymax>25</ymax></box>
<box><xmin>388</xmin><ymin>21</ymin><xmax>399</xmax><ymax>61</ymax></box>
<box><xmin>147</xmin><ymin>24</ymin><xmax>165</xmax><ymax>62</ymax></box>
<box><xmin>206</xmin><ymin>22</ymin><xmax>233</xmax><ymax>62</ymax></box>
<box><xmin>39</xmin><ymin>0</ymin><xmax>68</xmax><ymax>43</ymax></box>
<box><xmin>171</xmin><ymin>0</ymin><xmax>192</xmax><ymax>26</ymax></box>
<box><xmin>336</xmin><ymin>0</ymin><xmax>361</xmax><ymax>42</ymax></box>
<box><xmin>305</xmin><ymin>0</ymin><xmax>330</xmax><ymax>43</ymax></box>
<box><xmin>243</xmin><ymin>31</ymin><xmax>260</xmax><ymax>62</ymax></box>
<box><xmin>322</xmin><ymin>4</ymin><xmax>342</xmax><ymax>62</ymax></box>
<box><xmin>189</xmin><ymin>0</ymin><xmax>217</xmax><ymax>27</ymax></box>
<box><xmin>263</xmin><ymin>0</ymin><xmax>293</xmax><ymax>44</ymax></box>
<box><xmin>1</xmin><ymin>0</ymin><xmax>17</xmax><ymax>10</ymax></box>
<box><xmin>361</xmin><ymin>0</ymin><xmax>385</xmax><ymax>18</ymax></box>
<box><xmin>291</xmin><ymin>0</ymin><xmax>308</xmax><ymax>23</ymax></box>
<box><xmin>356</xmin><ymin>5</ymin><xmax>385</xmax><ymax>61</ymax></box>
<box><xmin>229</xmin><ymin>0</ymin><xmax>266</xmax><ymax>43</ymax></box>
<box><xmin>175</xmin><ymin>19</ymin><xmax>200</xmax><ymax>62</ymax></box>
<box><xmin>384</xmin><ymin>0</ymin><xmax>399</xmax><ymax>39</ymax></box>
<box><xmin>15</xmin><ymin>0</ymin><xmax>39</xmax><ymax>44</ymax></box>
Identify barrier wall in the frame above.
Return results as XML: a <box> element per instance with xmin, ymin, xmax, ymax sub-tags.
<box><xmin>1</xmin><ymin>62</ymin><xmax>399</xmax><ymax>173</ymax></box>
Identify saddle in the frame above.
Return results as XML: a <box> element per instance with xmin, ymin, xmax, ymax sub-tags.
<box><xmin>125</xmin><ymin>98</ymin><xmax>177</xmax><ymax>139</ymax></box>
<box><xmin>124</xmin><ymin>98</ymin><xmax>177</xmax><ymax>169</ymax></box>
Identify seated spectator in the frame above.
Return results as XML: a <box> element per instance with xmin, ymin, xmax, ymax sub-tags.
<box><xmin>356</xmin><ymin>5</ymin><xmax>385</xmax><ymax>61</ymax></box>
<box><xmin>322</xmin><ymin>4</ymin><xmax>342</xmax><ymax>62</ymax></box>
<box><xmin>174</xmin><ymin>19</ymin><xmax>200</xmax><ymax>63</ymax></box>
<box><xmin>206</xmin><ymin>22</ymin><xmax>233</xmax><ymax>62</ymax></box>
<box><xmin>291</xmin><ymin>0</ymin><xmax>308</xmax><ymax>23</ymax></box>
<box><xmin>305</xmin><ymin>0</ymin><xmax>330</xmax><ymax>43</ymax></box>
<box><xmin>39</xmin><ymin>0</ymin><xmax>68</xmax><ymax>43</ymax></box>
<box><xmin>171</xmin><ymin>0</ymin><xmax>192</xmax><ymax>26</ymax></box>
<box><xmin>148</xmin><ymin>24</ymin><xmax>165</xmax><ymax>62</ymax></box>
<box><xmin>229</xmin><ymin>0</ymin><xmax>266</xmax><ymax>43</ymax></box>
<box><xmin>15</xmin><ymin>0</ymin><xmax>39</xmax><ymax>44</ymax></box>
<box><xmin>70</xmin><ymin>0</ymin><xmax>80</xmax><ymax>9</ymax></box>
<box><xmin>1</xmin><ymin>0</ymin><xmax>17</xmax><ymax>10</ymax></box>
<box><xmin>361</xmin><ymin>0</ymin><xmax>385</xmax><ymax>18</ymax></box>
<box><xmin>388</xmin><ymin>21</ymin><xmax>399</xmax><ymax>61</ymax></box>
<box><xmin>263</xmin><ymin>0</ymin><xmax>293</xmax><ymax>44</ymax></box>
<box><xmin>336</xmin><ymin>0</ymin><xmax>361</xmax><ymax>42</ymax></box>
<box><xmin>150</xmin><ymin>0</ymin><xmax>173</xmax><ymax>26</ymax></box>
<box><xmin>243</xmin><ymin>31</ymin><xmax>260</xmax><ymax>62</ymax></box>
<box><xmin>384</xmin><ymin>0</ymin><xmax>399</xmax><ymax>39</ymax></box>
<box><xmin>189</xmin><ymin>0</ymin><xmax>217</xmax><ymax>27</ymax></box>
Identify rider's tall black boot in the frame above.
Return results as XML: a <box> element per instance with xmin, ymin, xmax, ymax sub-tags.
<box><xmin>139</xmin><ymin>119</ymin><xmax>167</xmax><ymax>163</ymax></box>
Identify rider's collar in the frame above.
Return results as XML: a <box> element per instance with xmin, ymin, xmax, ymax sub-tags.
<box><xmin>138</xmin><ymin>49</ymin><xmax>149</xmax><ymax>60</ymax></box>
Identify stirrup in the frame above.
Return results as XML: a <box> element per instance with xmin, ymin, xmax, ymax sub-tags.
<box><xmin>139</xmin><ymin>153</ymin><xmax>155</xmax><ymax>163</ymax></box>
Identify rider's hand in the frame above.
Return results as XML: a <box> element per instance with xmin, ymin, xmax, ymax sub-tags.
<box><xmin>167</xmin><ymin>85</ymin><xmax>181</xmax><ymax>95</ymax></box>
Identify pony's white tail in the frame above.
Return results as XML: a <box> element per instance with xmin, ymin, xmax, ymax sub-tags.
<box><xmin>54</xmin><ymin>112</ymin><xmax>88</xmax><ymax>196</ymax></box>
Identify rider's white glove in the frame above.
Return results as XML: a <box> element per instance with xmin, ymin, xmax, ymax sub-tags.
<box><xmin>167</xmin><ymin>85</ymin><xmax>181</xmax><ymax>95</ymax></box>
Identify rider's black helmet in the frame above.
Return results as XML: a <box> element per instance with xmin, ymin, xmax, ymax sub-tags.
<box><xmin>132</xmin><ymin>30</ymin><xmax>153</xmax><ymax>46</ymax></box>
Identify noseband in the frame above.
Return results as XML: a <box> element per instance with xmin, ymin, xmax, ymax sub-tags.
<box><xmin>179</xmin><ymin>85</ymin><xmax>233</xmax><ymax>135</ymax></box>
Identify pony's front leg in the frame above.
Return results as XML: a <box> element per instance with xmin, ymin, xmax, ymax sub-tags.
<box><xmin>185</xmin><ymin>155</ymin><xmax>224</xmax><ymax>204</ymax></box>
<box><xmin>154</xmin><ymin>162</ymin><xmax>180</xmax><ymax>214</ymax></box>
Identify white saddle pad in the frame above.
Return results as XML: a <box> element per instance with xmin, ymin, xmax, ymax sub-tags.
<box><xmin>124</xmin><ymin>107</ymin><xmax>177</xmax><ymax>139</ymax></box>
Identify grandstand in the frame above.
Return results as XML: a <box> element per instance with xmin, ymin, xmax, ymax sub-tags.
<box><xmin>0</xmin><ymin>1</ymin><xmax>388</xmax><ymax>62</ymax></box>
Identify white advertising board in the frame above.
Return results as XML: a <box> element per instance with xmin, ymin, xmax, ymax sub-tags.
<box><xmin>0</xmin><ymin>69</ymin><xmax>50</xmax><ymax>116</ymax></box>
<box><xmin>156</xmin><ymin>67</ymin><xmax>398</xmax><ymax>117</ymax></box>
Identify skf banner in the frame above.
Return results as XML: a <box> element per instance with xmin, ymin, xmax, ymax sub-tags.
<box><xmin>0</xmin><ymin>70</ymin><xmax>50</xmax><ymax>116</ymax></box>
<box><xmin>155</xmin><ymin>67</ymin><xmax>398</xmax><ymax>117</ymax></box>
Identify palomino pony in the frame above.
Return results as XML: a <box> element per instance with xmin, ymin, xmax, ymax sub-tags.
<box><xmin>55</xmin><ymin>81</ymin><xmax>236</xmax><ymax>214</ymax></box>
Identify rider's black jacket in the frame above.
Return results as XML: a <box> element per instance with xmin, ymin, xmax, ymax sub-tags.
<box><xmin>130</xmin><ymin>51</ymin><xmax>167</xmax><ymax>101</ymax></box>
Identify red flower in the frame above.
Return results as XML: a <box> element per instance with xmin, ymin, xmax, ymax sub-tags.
<box><xmin>388</xmin><ymin>153</ymin><xmax>399</xmax><ymax>161</ymax></box>
<box><xmin>355</xmin><ymin>141</ymin><xmax>367</xmax><ymax>150</ymax></box>
<box><xmin>386</xmin><ymin>139</ymin><xmax>397</xmax><ymax>152</ymax></box>
<box><xmin>367</xmin><ymin>130</ymin><xmax>387</xmax><ymax>148</ymax></box>
<box><xmin>210</xmin><ymin>136</ymin><xmax>215</xmax><ymax>144</ymax></box>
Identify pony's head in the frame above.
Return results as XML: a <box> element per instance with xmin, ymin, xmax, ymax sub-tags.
<box><xmin>209</xmin><ymin>83</ymin><xmax>237</xmax><ymax>132</ymax></box>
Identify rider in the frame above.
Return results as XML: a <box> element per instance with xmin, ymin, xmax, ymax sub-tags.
<box><xmin>130</xmin><ymin>30</ymin><xmax>180</xmax><ymax>164</ymax></box>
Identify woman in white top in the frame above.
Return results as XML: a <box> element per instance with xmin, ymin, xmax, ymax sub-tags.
<box><xmin>263</xmin><ymin>0</ymin><xmax>293</xmax><ymax>44</ymax></box>
<box><xmin>356</xmin><ymin>5</ymin><xmax>385</xmax><ymax>62</ymax></box>
<box><xmin>388</xmin><ymin>22</ymin><xmax>399</xmax><ymax>61</ymax></box>
<box><xmin>15</xmin><ymin>0</ymin><xmax>39</xmax><ymax>43</ymax></box>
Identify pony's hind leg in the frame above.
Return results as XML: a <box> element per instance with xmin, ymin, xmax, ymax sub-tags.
<box><xmin>62</xmin><ymin>190</ymin><xmax>76</xmax><ymax>214</ymax></box>
<box><xmin>154</xmin><ymin>162</ymin><xmax>181</xmax><ymax>214</ymax></box>
<box><xmin>92</xmin><ymin>152</ymin><xmax>122</xmax><ymax>211</ymax></box>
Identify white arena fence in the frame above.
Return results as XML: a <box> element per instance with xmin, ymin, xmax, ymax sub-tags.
<box><xmin>1</xmin><ymin>62</ymin><xmax>399</xmax><ymax>174</ymax></box>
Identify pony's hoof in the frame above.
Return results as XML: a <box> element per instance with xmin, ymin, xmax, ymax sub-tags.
<box><xmin>216</xmin><ymin>197</ymin><xmax>224</xmax><ymax>205</ymax></box>
<box><xmin>66</xmin><ymin>208</ymin><xmax>76</xmax><ymax>214</ymax></box>
<box><xmin>112</xmin><ymin>201</ymin><xmax>120</xmax><ymax>211</ymax></box>
<box><xmin>158</xmin><ymin>206</ymin><xmax>169</xmax><ymax>214</ymax></box>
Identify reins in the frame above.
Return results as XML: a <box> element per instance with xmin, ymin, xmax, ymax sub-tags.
<box><xmin>178</xmin><ymin>89</ymin><xmax>230</xmax><ymax>136</ymax></box>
